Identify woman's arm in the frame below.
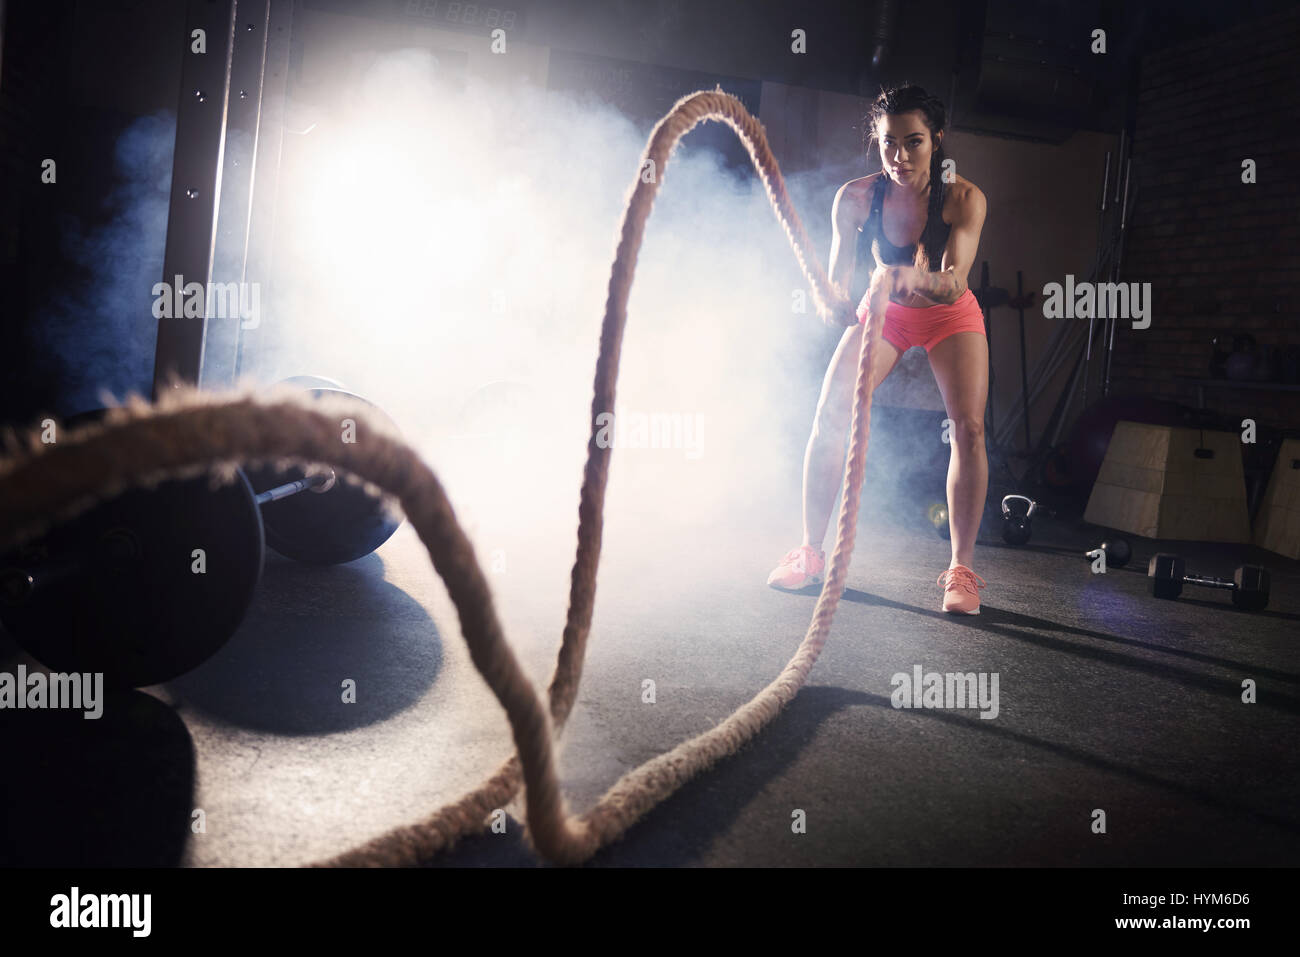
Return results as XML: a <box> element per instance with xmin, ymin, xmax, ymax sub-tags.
<box><xmin>891</xmin><ymin>183</ymin><xmax>987</xmax><ymax>305</ymax></box>
<box><xmin>825</xmin><ymin>180</ymin><xmax>866</xmax><ymax>326</ymax></box>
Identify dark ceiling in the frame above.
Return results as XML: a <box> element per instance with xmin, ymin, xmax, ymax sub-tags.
<box><xmin>526</xmin><ymin>0</ymin><xmax>1299</xmax><ymax>140</ymax></box>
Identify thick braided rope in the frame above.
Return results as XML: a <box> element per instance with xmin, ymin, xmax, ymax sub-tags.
<box><xmin>0</xmin><ymin>88</ymin><xmax>885</xmax><ymax>866</ymax></box>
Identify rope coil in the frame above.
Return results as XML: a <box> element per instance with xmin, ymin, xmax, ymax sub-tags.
<box><xmin>0</xmin><ymin>88</ymin><xmax>889</xmax><ymax>866</ymax></box>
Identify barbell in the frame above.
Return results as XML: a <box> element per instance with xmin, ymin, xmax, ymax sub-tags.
<box><xmin>0</xmin><ymin>382</ymin><xmax>402</xmax><ymax>687</ymax></box>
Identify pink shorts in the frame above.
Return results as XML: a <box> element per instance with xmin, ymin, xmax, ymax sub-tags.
<box><xmin>858</xmin><ymin>287</ymin><xmax>985</xmax><ymax>353</ymax></box>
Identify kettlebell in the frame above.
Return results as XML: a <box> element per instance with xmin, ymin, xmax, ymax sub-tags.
<box><xmin>1001</xmin><ymin>494</ymin><xmax>1037</xmax><ymax>546</ymax></box>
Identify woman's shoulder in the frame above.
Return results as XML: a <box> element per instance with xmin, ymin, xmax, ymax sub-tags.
<box><xmin>844</xmin><ymin>171</ymin><xmax>884</xmax><ymax>197</ymax></box>
<box><xmin>945</xmin><ymin>173</ymin><xmax>985</xmax><ymax>207</ymax></box>
<box><xmin>838</xmin><ymin>172</ymin><xmax>883</xmax><ymax>222</ymax></box>
<box><xmin>942</xmin><ymin>174</ymin><xmax>986</xmax><ymax>223</ymax></box>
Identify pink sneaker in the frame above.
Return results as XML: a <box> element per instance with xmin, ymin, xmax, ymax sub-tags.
<box><xmin>767</xmin><ymin>545</ymin><xmax>826</xmax><ymax>591</ymax></box>
<box><xmin>937</xmin><ymin>564</ymin><xmax>986</xmax><ymax>615</ymax></box>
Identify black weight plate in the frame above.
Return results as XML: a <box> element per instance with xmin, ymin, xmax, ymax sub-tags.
<box><xmin>244</xmin><ymin>388</ymin><xmax>402</xmax><ymax>565</ymax></box>
<box><xmin>1231</xmin><ymin>589</ymin><xmax>1268</xmax><ymax>612</ymax></box>
<box><xmin>0</xmin><ymin>472</ymin><xmax>264</xmax><ymax>687</ymax></box>
<box><xmin>1147</xmin><ymin>553</ymin><xmax>1184</xmax><ymax>600</ymax></box>
<box><xmin>1232</xmin><ymin>565</ymin><xmax>1270</xmax><ymax>611</ymax></box>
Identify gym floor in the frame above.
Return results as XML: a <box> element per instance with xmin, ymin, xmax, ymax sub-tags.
<box><xmin>3</xmin><ymin>490</ymin><xmax>1296</xmax><ymax>868</ymax></box>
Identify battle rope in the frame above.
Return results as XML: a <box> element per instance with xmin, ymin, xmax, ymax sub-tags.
<box><xmin>0</xmin><ymin>88</ymin><xmax>890</xmax><ymax>866</ymax></box>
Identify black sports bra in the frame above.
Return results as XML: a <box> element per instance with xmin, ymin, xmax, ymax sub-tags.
<box><xmin>852</xmin><ymin>174</ymin><xmax>950</xmax><ymax>301</ymax></box>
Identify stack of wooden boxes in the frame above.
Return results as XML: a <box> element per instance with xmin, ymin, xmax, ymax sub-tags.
<box><xmin>1084</xmin><ymin>423</ymin><xmax>1300</xmax><ymax>559</ymax></box>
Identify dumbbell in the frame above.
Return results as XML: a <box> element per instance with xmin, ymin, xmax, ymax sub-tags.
<box><xmin>0</xmin><ymin>383</ymin><xmax>403</xmax><ymax>686</ymax></box>
<box><xmin>1085</xmin><ymin>537</ymin><xmax>1131</xmax><ymax>568</ymax></box>
<box><xmin>1146</xmin><ymin>553</ymin><xmax>1271</xmax><ymax>612</ymax></box>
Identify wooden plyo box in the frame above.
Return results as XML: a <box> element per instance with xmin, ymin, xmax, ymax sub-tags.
<box><xmin>1253</xmin><ymin>437</ymin><xmax>1300</xmax><ymax>560</ymax></box>
<box><xmin>1083</xmin><ymin>422</ymin><xmax>1251</xmax><ymax>542</ymax></box>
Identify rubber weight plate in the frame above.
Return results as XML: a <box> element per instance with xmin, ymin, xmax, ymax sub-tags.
<box><xmin>1147</xmin><ymin>553</ymin><xmax>1185</xmax><ymax>600</ymax></box>
<box><xmin>244</xmin><ymin>387</ymin><xmax>403</xmax><ymax>564</ymax></box>
<box><xmin>0</xmin><ymin>472</ymin><xmax>264</xmax><ymax>687</ymax></box>
<box><xmin>277</xmin><ymin>374</ymin><xmax>344</xmax><ymax>391</ymax></box>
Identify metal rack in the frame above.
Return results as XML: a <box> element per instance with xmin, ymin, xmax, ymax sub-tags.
<box><xmin>151</xmin><ymin>0</ymin><xmax>295</xmax><ymax>396</ymax></box>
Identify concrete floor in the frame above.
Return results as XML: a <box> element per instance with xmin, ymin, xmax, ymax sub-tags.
<box><xmin>2</xmin><ymin>488</ymin><xmax>1298</xmax><ymax>868</ymax></box>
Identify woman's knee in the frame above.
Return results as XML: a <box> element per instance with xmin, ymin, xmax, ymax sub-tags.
<box><xmin>948</xmin><ymin>414</ymin><xmax>985</xmax><ymax>451</ymax></box>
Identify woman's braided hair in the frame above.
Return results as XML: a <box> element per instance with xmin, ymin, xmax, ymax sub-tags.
<box><xmin>863</xmin><ymin>84</ymin><xmax>948</xmax><ymax>271</ymax></box>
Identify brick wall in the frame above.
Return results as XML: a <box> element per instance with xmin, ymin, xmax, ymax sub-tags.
<box><xmin>1112</xmin><ymin>6</ymin><xmax>1300</xmax><ymax>429</ymax></box>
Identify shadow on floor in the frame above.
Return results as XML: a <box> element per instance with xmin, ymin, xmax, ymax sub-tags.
<box><xmin>165</xmin><ymin>554</ymin><xmax>443</xmax><ymax>734</ymax></box>
<box><xmin>831</xmin><ymin>588</ymin><xmax>1300</xmax><ymax>699</ymax></box>
<box><xmin>422</xmin><ymin>681</ymin><xmax>1300</xmax><ymax>866</ymax></box>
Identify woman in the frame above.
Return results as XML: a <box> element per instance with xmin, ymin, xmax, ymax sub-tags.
<box><xmin>767</xmin><ymin>84</ymin><xmax>990</xmax><ymax>614</ymax></box>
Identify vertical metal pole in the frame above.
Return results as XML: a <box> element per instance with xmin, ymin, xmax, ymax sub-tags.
<box><xmin>1092</xmin><ymin>148</ymin><xmax>1111</xmax><ymax>285</ymax></box>
<box><xmin>981</xmin><ymin>260</ymin><xmax>995</xmax><ymax>437</ymax></box>
<box><xmin>1099</xmin><ymin>150</ymin><xmax>1111</xmax><ymax>215</ymax></box>
<box><xmin>1113</xmin><ymin>127</ymin><xmax>1126</xmax><ymax>205</ymax></box>
<box><xmin>1084</xmin><ymin>147</ymin><xmax>1113</xmax><ymax>412</ymax></box>
<box><xmin>1047</xmin><ymin>339</ymin><xmax>1087</xmax><ymax>448</ymax></box>
<box><xmin>1104</xmin><ymin>158</ymin><xmax>1133</xmax><ymax>398</ymax></box>
<box><xmin>235</xmin><ymin>0</ymin><xmax>295</xmax><ymax>381</ymax></box>
<box><xmin>152</xmin><ymin>0</ymin><xmax>293</xmax><ymax>394</ymax></box>
<box><xmin>152</xmin><ymin>0</ymin><xmax>237</xmax><ymax>397</ymax></box>
<box><xmin>203</xmin><ymin>0</ymin><xmax>274</xmax><ymax>388</ymax></box>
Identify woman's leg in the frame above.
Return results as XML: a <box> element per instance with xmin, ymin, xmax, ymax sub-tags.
<box><xmin>802</xmin><ymin>324</ymin><xmax>903</xmax><ymax>549</ymax></box>
<box><xmin>925</xmin><ymin>331</ymin><xmax>989</xmax><ymax>568</ymax></box>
